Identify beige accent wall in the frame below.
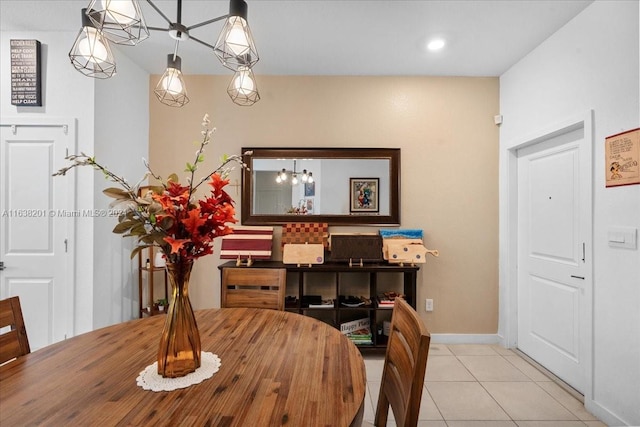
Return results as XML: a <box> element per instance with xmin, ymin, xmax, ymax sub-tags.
<box><xmin>149</xmin><ymin>75</ymin><xmax>499</xmax><ymax>334</ymax></box>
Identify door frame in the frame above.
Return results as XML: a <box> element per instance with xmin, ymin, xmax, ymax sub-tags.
<box><xmin>499</xmin><ymin>110</ymin><xmax>594</xmax><ymax>401</ymax></box>
<box><xmin>0</xmin><ymin>117</ymin><xmax>77</xmax><ymax>342</ymax></box>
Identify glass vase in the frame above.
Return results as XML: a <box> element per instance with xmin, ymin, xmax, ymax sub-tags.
<box><xmin>157</xmin><ymin>259</ymin><xmax>201</xmax><ymax>378</ymax></box>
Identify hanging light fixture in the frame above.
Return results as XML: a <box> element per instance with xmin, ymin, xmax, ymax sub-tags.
<box><xmin>214</xmin><ymin>0</ymin><xmax>259</xmax><ymax>70</ymax></box>
<box><xmin>275</xmin><ymin>168</ymin><xmax>287</xmax><ymax>183</ymax></box>
<box><xmin>70</xmin><ymin>0</ymin><xmax>260</xmax><ymax>107</ymax></box>
<box><xmin>86</xmin><ymin>0</ymin><xmax>149</xmax><ymax>46</ymax></box>
<box><xmin>276</xmin><ymin>161</ymin><xmax>314</xmax><ymax>185</ymax></box>
<box><xmin>69</xmin><ymin>8</ymin><xmax>117</xmax><ymax>79</ymax></box>
<box><xmin>154</xmin><ymin>53</ymin><xmax>189</xmax><ymax>107</ymax></box>
<box><xmin>228</xmin><ymin>65</ymin><xmax>260</xmax><ymax>106</ymax></box>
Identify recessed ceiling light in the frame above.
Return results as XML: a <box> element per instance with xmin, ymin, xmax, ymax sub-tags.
<box><xmin>427</xmin><ymin>39</ymin><xmax>446</xmax><ymax>51</ymax></box>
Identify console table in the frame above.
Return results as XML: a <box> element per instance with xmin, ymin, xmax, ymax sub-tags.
<box><xmin>219</xmin><ymin>260</ymin><xmax>419</xmax><ymax>351</ymax></box>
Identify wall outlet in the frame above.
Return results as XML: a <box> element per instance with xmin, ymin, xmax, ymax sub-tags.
<box><xmin>425</xmin><ymin>299</ymin><xmax>434</xmax><ymax>312</ymax></box>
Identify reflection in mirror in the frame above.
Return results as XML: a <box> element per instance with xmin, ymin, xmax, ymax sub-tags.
<box><xmin>242</xmin><ymin>148</ymin><xmax>400</xmax><ymax>225</ymax></box>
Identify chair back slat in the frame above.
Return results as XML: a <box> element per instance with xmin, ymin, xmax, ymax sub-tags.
<box><xmin>0</xmin><ymin>296</ymin><xmax>31</xmax><ymax>364</ymax></box>
<box><xmin>375</xmin><ymin>297</ymin><xmax>430</xmax><ymax>427</ymax></box>
<box><xmin>221</xmin><ymin>268</ymin><xmax>286</xmax><ymax>311</ymax></box>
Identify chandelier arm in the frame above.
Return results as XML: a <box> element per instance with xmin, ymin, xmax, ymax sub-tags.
<box><xmin>147</xmin><ymin>26</ymin><xmax>170</xmax><ymax>32</ymax></box>
<box><xmin>145</xmin><ymin>0</ymin><xmax>173</xmax><ymax>26</ymax></box>
<box><xmin>187</xmin><ymin>15</ymin><xmax>229</xmax><ymax>31</ymax></box>
<box><xmin>188</xmin><ymin>35</ymin><xmax>215</xmax><ymax>51</ymax></box>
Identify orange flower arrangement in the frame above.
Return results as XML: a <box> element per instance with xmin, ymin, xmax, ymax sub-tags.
<box><xmin>54</xmin><ymin>114</ymin><xmax>248</xmax><ymax>263</ymax></box>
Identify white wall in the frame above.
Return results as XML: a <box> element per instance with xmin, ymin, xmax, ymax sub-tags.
<box><xmin>1</xmin><ymin>30</ymin><xmax>96</xmax><ymax>335</ymax></box>
<box><xmin>498</xmin><ymin>1</ymin><xmax>640</xmax><ymax>425</ymax></box>
<box><xmin>1</xmin><ymin>31</ymin><xmax>149</xmax><ymax>333</ymax></box>
<box><xmin>93</xmin><ymin>46</ymin><xmax>149</xmax><ymax>328</ymax></box>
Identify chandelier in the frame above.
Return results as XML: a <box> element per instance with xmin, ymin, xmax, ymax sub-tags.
<box><xmin>68</xmin><ymin>0</ymin><xmax>260</xmax><ymax>107</ymax></box>
<box><xmin>276</xmin><ymin>160</ymin><xmax>314</xmax><ymax>185</ymax></box>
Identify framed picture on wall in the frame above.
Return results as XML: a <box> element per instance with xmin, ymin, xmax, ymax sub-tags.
<box><xmin>605</xmin><ymin>127</ymin><xmax>640</xmax><ymax>187</ymax></box>
<box><xmin>304</xmin><ymin>181</ymin><xmax>315</xmax><ymax>197</ymax></box>
<box><xmin>350</xmin><ymin>178</ymin><xmax>379</xmax><ymax>213</ymax></box>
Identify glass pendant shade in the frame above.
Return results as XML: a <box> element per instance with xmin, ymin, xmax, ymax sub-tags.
<box><xmin>154</xmin><ymin>54</ymin><xmax>190</xmax><ymax>107</ymax></box>
<box><xmin>86</xmin><ymin>0</ymin><xmax>149</xmax><ymax>46</ymax></box>
<box><xmin>69</xmin><ymin>9</ymin><xmax>116</xmax><ymax>79</ymax></box>
<box><xmin>214</xmin><ymin>0</ymin><xmax>259</xmax><ymax>70</ymax></box>
<box><xmin>227</xmin><ymin>66</ymin><xmax>260</xmax><ymax>106</ymax></box>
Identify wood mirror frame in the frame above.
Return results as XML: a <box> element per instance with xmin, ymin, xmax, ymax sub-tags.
<box><xmin>241</xmin><ymin>148</ymin><xmax>400</xmax><ymax>225</ymax></box>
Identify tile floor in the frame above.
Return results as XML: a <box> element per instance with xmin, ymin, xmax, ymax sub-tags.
<box><xmin>361</xmin><ymin>344</ymin><xmax>608</xmax><ymax>427</ymax></box>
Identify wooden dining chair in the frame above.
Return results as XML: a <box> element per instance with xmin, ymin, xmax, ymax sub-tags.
<box><xmin>0</xmin><ymin>296</ymin><xmax>31</xmax><ymax>364</ymax></box>
<box><xmin>375</xmin><ymin>297</ymin><xmax>431</xmax><ymax>427</ymax></box>
<box><xmin>221</xmin><ymin>268</ymin><xmax>287</xmax><ymax>310</ymax></box>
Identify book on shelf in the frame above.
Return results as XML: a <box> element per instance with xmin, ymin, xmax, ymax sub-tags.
<box><xmin>345</xmin><ymin>327</ymin><xmax>373</xmax><ymax>345</ymax></box>
<box><xmin>347</xmin><ymin>336</ymin><xmax>373</xmax><ymax>345</ymax></box>
<box><xmin>377</xmin><ymin>291</ymin><xmax>405</xmax><ymax>308</ymax></box>
<box><xmin>340</xmin><ymin>317</ymin><xmax>371</xmax><ymax>335</ymax></box>
<box><xmin>341</xmin><ymin>318</ymin><xmax>373</xmax><ymax>344</ymax></box>
<box><xmin>377</xmin><ymin>296</ymin><xmax>395</xmax><ymax>308</ymax></box>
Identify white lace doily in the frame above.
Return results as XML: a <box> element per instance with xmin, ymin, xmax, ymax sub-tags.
<box><xmin>136</xmin><ymin>352</ymin><xmax>221</xmax><ymax>392</ymax></box>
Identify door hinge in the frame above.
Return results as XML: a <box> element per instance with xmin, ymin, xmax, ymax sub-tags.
<box><xmin>582</xmin><ymin>243</ymin><xmax>585</xmax><ymax>263</ymax></box>
<box><xmin>62</xmin><ymin>125</ymin><xmax>68</xmax><ymax>135</ymax></box>
<box><xmin>64</xmin><ymin>239</ymin><xmax>68</xmax><ymax>253</ymax></box>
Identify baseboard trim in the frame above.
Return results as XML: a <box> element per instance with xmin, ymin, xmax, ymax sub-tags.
<box><xmin>430</xmin><ymin>334</ymin><xmax>500</xmax><ymax>345</ymax></box>
<box><xmin>585</xmin><ymin>399</ymin><xmax>629</xmax><ymax>427</ymax></box>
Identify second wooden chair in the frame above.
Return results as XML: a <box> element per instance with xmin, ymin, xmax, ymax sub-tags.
<box><xmin>0</xmin><ymin>296</ymin><xmax>31</xmax><ymax>364</ymax></box>
<box><xmin>375</xmin><ymin>297</ymin><xmax>431</xmax><ymax>427</ymax></box>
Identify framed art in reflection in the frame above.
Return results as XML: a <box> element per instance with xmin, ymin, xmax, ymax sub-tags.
<box><xmin>350</xmin><ymin>178</ymin><xmax>379</xmax><ymax>213</ymax></box>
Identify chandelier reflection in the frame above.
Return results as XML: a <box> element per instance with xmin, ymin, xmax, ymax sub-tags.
<box><xmin>276</xmin><ymin>160</ymin><xmax>314</xmax><ymax>185</ymax></box>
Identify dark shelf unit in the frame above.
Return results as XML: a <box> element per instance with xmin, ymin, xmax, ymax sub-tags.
<box><xmin>137</xmin><ymin>247</ymin><xmax>168</xmax><ymax>318</ymax></box>
<box><xmin>219</xmin><ymin>260</ymin><xmax>419</xmax><ymax>352</ymax></box>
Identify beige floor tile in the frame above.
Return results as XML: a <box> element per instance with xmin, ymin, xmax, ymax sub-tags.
<box><xmin>458</xmin><ymin>355</ymin><xmax>531</xmax><ymax>381</ymax></box>
<box><xmin>482</xmin><ymin>382</ymin><xmax>577</xmax><ymax>421</ymax></box>
<box><xmin>364</xmin><ymin>356</ymin><xmax>385</xmax><ymax>382</ymax></box>
<box><xmin>536</xmin><ymin>381</ymin><xmax>597</xmax><ymax>421</ymax></box>
<box><xmin>364</xmin><ymin>384</ymin><xmax>376</xmax><ymax>422</ymax></box>
<box><xmin>425</xmin><ymin>355</ymin><xmax>476</xmax><ymax>382</ymax></box>
<box><xmin>426</xmin><ymin>382</ymin><xmax>510</xmax><ymax>420</ymax></box>
<box><xmin>515</xmin><ymin>422</ymin><xmax>587</xmax><ymax>427</ymax></box>
<box><xmin>503</xmin><ymin>355</ymin><xmax>551</xmax><ymax>381</ymax></box>
<box><xmin>428</xmin><ymin>343</ymin><xmax>454</xmax><ymax>356</ymax></box>
<box><xmin>366</xmin><ymin>381</ymin><xmax>443</xmax><ymax>422</ymax></box>
<box><xmin>447</xmin><ymin>421</ymin><xmax>518</xmax><ymax>427</ymax></box>
<box><xmin>448</xmin><ymin>344</ymin><xmax>500</xmax><ymax>356</ymax></box>
<box><xmin>417</xmin><ymin>388</ymin><xmax>444</xmax><ymax>421</ymax></box>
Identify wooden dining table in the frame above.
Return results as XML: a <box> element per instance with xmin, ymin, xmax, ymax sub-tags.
<box><xmin>0</xmin><ymin>308</ymin><xmax>366</xmax><ymax>426</ymax></box>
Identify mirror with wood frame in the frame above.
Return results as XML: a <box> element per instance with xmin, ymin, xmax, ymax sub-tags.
<box><xmin>241</xmin><ymin>148</ymin><xmax>400</xmax><ymax>225</ymax></box>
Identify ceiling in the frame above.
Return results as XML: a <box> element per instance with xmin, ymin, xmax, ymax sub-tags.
<box><xmin>1</xmin><ymin>0</ymin><xmax>593</xmax><ymax>77</ymax></box>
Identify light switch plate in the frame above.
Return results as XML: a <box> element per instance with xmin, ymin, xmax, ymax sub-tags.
<box><xmin>608</xmin><ymin>226</ymin><xmax>637</xmax><ymax>249</ymax></box>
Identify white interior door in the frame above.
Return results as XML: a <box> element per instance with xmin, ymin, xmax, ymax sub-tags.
<box><xmin>0</xmin><ymin>121</ymin><xmax>75</xmax><ymax>350</ymax></box>
<box><xmin>516</xmin><ymin>125</ymin><xmax>591</xmax><ymax>394</ymax></box>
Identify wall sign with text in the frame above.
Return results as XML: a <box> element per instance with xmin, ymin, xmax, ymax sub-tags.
<box><xmin>605</xmin><ymin>128</ymin><xmax>639</xmax><ymax>187</ymax></box>
<box><xmin>10</xmin><ymin>39</ymin><xmax>42</xmax><ymax>107</ymax></box>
